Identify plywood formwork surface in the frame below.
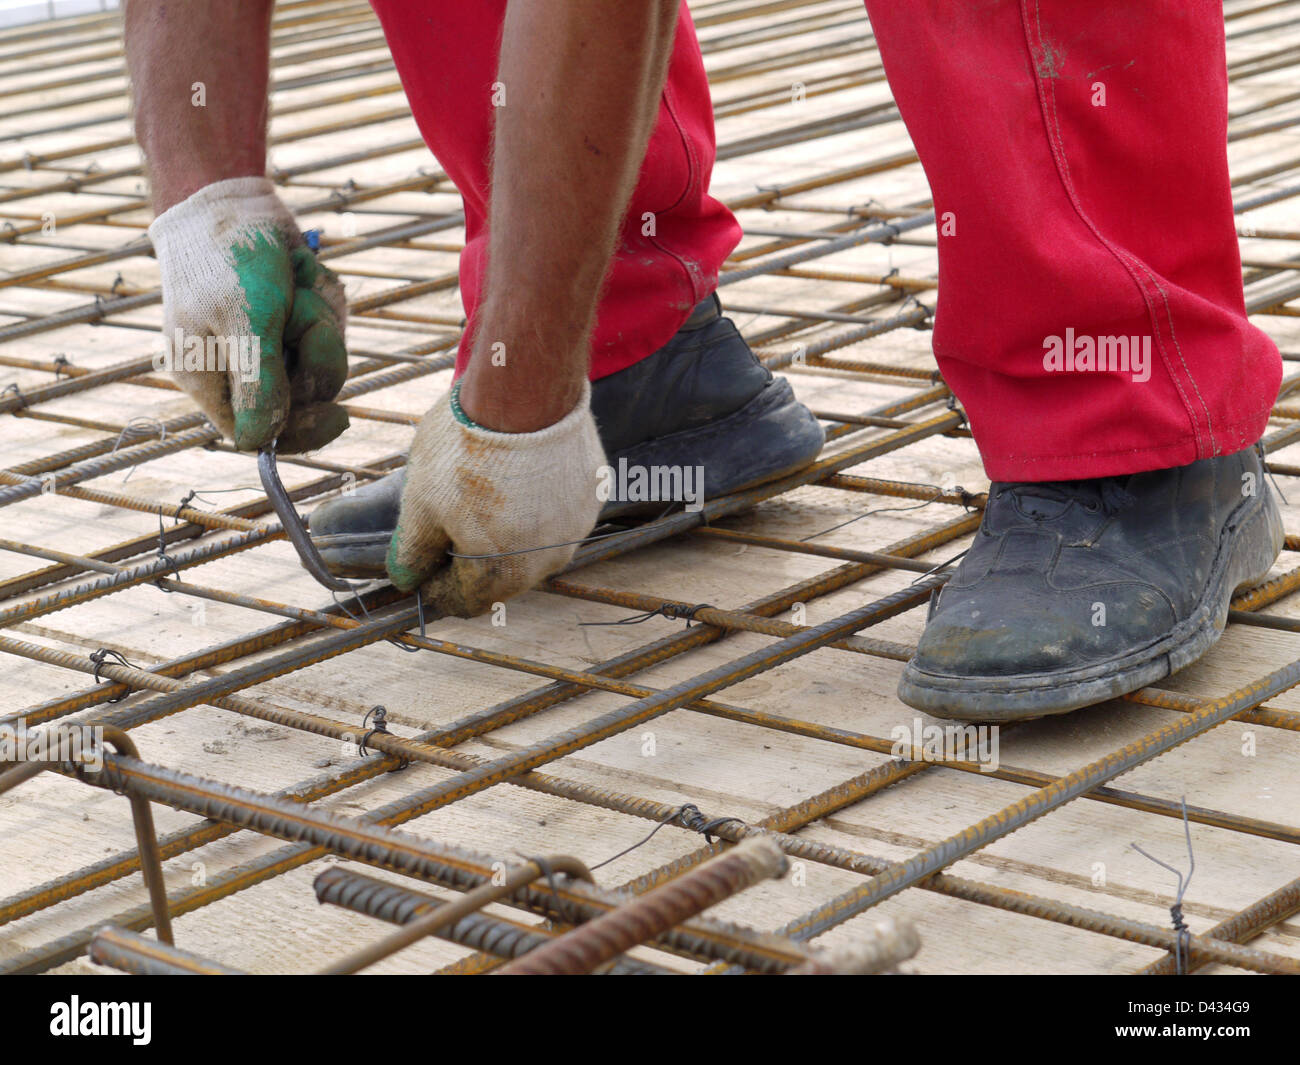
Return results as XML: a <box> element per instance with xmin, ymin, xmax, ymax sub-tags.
<box><xmin>1</xmin><ymin>0</ymin><xmax>1299</xmax><ymax>975</ymax></box>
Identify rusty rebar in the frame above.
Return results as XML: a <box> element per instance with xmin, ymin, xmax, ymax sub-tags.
<box><xmin>497</xmin><ymin>837</ymin><xmax>790</xmax><ymax>975</ymax></box>
<box><xmin>89</xmin><ymin>926</ymin><xmax>244</xmax><ymax>976</ymax></box>
<box><xmin>787</xmin><ymin>917</ymin><xmax>920</xmax><ymax>975</ymax></box>
<box><xmin>313</xmin><ymin>867</ymin><xmax>672</xmax><ymax>974</ymax></box>
<box><xmin>3</xmin><ymin>0</ymin><xmax>1300</xmax><ymax>979</ymax></box>
<box><xmin>317</xmin><ymin>855</ymin><xmax>595</xmax><ymax>975</ymax></box>
<box><xmin>0</xmin><ymin>724</ymin><xmax>173</xmax><ymax>944</ymax></box>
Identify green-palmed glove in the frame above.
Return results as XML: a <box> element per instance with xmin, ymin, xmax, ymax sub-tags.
<box><xmin>148</xmin><ymin>177</ymin><xmax>349</xmax><ymax>453</ymax></box>
<box><xmin>387</xmin><ymin>383</ymin><xmax>607</xmax><ymax>617</ymax></box>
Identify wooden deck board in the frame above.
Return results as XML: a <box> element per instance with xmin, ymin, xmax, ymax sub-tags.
<box><xmin>2</xmin><ymin>0</ymin><xmax>1300</xmax><ymax>975</ymax></box>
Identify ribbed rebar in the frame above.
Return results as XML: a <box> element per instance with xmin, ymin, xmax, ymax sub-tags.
<box><xmin>313</xmin><ymin>866</ymin><xmax>670</xmax><ymax>975</ymax></box>
<box><xmin>2</xmin><ymin>0</ymin><xmax>1299</xmax><ymax>978</ymax></box>
<box><xmin>497</xmin><ymin>838</ymin><xmax>790</xmax><ymax>975</ymax></box>
<box><xmin>89</xmin><ymin>926</ymin><xmax>245</xmax><ymax>976</ymax></box>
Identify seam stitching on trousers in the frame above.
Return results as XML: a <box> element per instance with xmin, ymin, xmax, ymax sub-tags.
<box><xmin>1024</xmin><ymin>2</ymin><xmax>1201</xmax><ymax>452</ymax></box>
<box><xmin>1021</xmin><ymin>0</ymin><xmax>1217</xmax><ymax>458</ymax></box>
<box><xmin>1027</xmin><ymin>1</ymin><xmax>1208</xmax><ymax>455</ymax></box>
<box><xmin>647</xmin><ymin>76</ymin><xmax>707</xmax><ymax>311</ymax></box>
<box><xmin>1028</xmin><ymin>0</ymin><xmax>1216</xmax><ymax>455</ymax></box>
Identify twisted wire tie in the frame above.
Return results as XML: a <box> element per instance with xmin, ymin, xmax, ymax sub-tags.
<box><xmin>89</xmin><ymin>648</ymin><xmax>138</xmax><ymax>703</ymax></box>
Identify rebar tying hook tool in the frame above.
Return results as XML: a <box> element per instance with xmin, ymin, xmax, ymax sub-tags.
<box><xmin>257</xmin><ymin>442</ymin><xmax>361</xmax><ymax>593</ymax></box>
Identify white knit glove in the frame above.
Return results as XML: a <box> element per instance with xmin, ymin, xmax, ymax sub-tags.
<box><xmin>148</xmin><ymin>176</ymin><xmax>349</xmax><ymax>452</ymax></box>
<box><xmin>386</xmin><ymin>383</ymin><xmax>607</xmax><ymax>617</ymax></box>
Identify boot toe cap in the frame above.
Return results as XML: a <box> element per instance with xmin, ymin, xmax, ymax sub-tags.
<box><xmin>308</xmin><ymin>470</ymin><xmax>405</xmax><ymax>540</ymax></box>
<box><xmin>912</xmin><ymin>582</ymin><xmax>1177</xmax><ymax>680</ymax></box>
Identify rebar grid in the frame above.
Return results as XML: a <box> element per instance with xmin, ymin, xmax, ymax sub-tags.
<box><xmin>2</xmin><ymin>0</ymin><xmax>1300</xmax><ymax>975</ymax></box>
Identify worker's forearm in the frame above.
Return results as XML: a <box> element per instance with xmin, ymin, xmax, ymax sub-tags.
<box><xmin>125</xmin><ymin>0</ymin><xmax>275</xmax><ymax>213</ymax></box>
<box><xmin>459</xmin><ymin>0</ymin><xmax>680</xmax><ymax>432</ymax></box>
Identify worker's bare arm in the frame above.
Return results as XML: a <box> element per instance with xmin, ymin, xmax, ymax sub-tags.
<box><xmin>388</xmin><ymin>0</ymin><xmax>681</xmax><ymax>612</ymax></box>
<box><xmin>124</xmin><ymin>0</ymin><xmax>274</xmax><ymax>213</ymax></box>
<box><xmin>123</xmin><ymin>0</ymin><xmax>348</xmax><ymax>454</ymax></box>
<box><xmin>458</xmin><ymin>0</ymin><xmax>681</xmax><ymax>432</ymax></box>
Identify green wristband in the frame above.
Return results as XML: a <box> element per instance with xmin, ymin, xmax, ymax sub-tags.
<box><xmin>449</xmin><ymin>380</ymin><xmax>482</xmax><ymax>429</ymax></box>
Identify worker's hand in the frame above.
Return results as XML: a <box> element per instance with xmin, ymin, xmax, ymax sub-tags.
<box><xmin>148</xmin><ymin>176</ymin><xmax>349</xmax><ymax>453</ymax></box>
<box><xmin>386</xmin><ymin>383</ymin><xmax>607</xmax><ymax>617</ymax></box>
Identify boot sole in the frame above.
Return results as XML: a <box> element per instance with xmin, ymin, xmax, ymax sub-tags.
<box><xmin>312</xmin><ymin>376</ymin><xmax>825</xmax><ymax>577</ymax></box>
<box><xmin>896</xmin><ymin>479</ymin><xmax>1284</xmax><ymax>722</ymax></box>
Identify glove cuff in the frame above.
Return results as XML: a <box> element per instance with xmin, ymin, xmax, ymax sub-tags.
<box><xmin>149</xmin><ymin>176</ymin><xmax>299</xmax><ymax>265</ymax></box>
<box><xmin>445</xmin><ymin>379</ymin><xmax>594</xmax><ymax>446</ymax></box>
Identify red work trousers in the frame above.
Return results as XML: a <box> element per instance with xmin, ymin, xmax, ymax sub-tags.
<box><xmin>368</xmin><ymin>0</ymin><xmax>1280</xmax><ymax>483</ymax></box>
<box><xmin>368</xmin><ymin>0</ymin><xmax>739</xmax><ymax>383</ymax></box>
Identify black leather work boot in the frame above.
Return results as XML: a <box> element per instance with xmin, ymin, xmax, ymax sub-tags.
<box><xmin>897</xmin><ymin>443</ymin><xmax>1283</xmax><ymax>721</ymax></box>
<box><xmin>309</xmin><ymin>294</ymin><xmax>825</xmax><ymax>577</ymax></box>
